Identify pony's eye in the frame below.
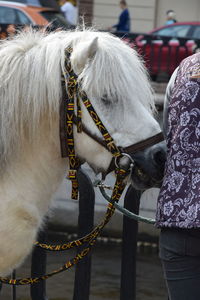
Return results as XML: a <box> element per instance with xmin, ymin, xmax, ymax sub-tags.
<box><xmin>101</xmin><ymin>95</ymin><xmax>111</xmax><ymax>106</ymax></box>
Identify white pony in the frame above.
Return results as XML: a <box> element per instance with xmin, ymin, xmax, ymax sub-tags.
<box><xmin>0</xmin><ymin>29</ymin><xmax>165</xmax><ymax>276</ymax></box>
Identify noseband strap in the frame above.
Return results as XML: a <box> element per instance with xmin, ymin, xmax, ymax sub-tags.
<box><xmin>72</xmin><ymin>118</ymin><xmax>164</xmax><ymax>155</ymax></box>
<box><xmin>122</xmin><ymin>132</ymin><xmax>164</xmax><ymax>155</ymax></box>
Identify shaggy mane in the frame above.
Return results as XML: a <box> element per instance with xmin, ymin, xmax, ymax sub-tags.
<box><xmin>0</xmin><ymin>28</ymin><xmax>154</xmax><ymax>167</ymax></box>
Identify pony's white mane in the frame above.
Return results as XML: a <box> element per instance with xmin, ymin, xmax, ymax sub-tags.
<box><xmin>0</xmin><ymin>29</ymin><xmax>154</xmax><ymax>168</ymax></box>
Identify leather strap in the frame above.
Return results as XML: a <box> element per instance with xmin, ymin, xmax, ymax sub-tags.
<box><xmin>61</xmin><ymin>109</ymin><xmax>164</xmax><ymax>158</ymax></box>
<box><xmin>59</xmin><ymin>81</ymin><xmax>68</xmax><ymax>157</ymax></box>
<box><xmin>122</xmin><ymin>132</ymin><xmax>164</xmax><ymax>155</ymax></box>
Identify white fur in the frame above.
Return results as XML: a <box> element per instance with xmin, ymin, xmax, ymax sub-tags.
<box><xmin>0</xmin><ymin>29</ymin><xmax>161</xmax><ymax>275</ymax></box>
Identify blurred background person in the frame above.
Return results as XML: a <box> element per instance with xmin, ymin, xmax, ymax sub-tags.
<box><xmin>110</xmin><ymin>0</ymin><xmax>130</xmax><ymax>33</ymax></box>
<box><xmin>165</xmin><ymin>9</ymin><xmax>177</xmax><ymax>25</ymax></box>
<box><xmin>60</xmin><ymin>0</ymin><xmax>78</xmax><ymax>26</ymax></box>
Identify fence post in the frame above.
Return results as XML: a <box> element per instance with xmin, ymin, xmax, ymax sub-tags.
<box><xmin>120</xmin><ymin>186</ymin><xmax>141</xmax><ymax>300</ymax></box>
<box><xmin>30</xmin><ymin>228</ymin><xmax>48</xmax><ymax>300</ymax></box>
<box><xmin>73</xmin><ymin>168</ymin><xmax>95</xmax><ymax>300</ymax></box>
<box><xmin>11</xmin><ymin>271</ymin><xmax>16</xmax><ymax>300</ymax></box>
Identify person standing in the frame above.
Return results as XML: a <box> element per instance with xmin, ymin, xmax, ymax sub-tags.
<box><xmin>156</xmin><ymin>52</ymin><xmax>200</xmax><ymax>300</ymax></box>
<box><xmin>165</xmin><ymin>10</ymin><xmax>177</xmax><ymax>25</ymax></box>
<box><xmin>60</xmin><ymin>0</ymin><xmax>78</xmax><ymax>27</ymax></box>
<box><xmin>111</xmin><ymin>0</ymin><xmax>130</xmax><ymax>33</ymax></box>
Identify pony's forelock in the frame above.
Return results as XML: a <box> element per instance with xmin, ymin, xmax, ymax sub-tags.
<box><xmin>78</xmin><ymin>32</ymin><xmax>155</xmax><ymax>111</ymax></box>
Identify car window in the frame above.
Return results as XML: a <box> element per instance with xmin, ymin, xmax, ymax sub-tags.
<box><xmin>2</xmin><ymin>0</ymin><xmax>59</xmax><ymax>9</ymax></box>
<box><xmin>0</xmin><ymin>6</ymin><xmax>32</xmax><ymax>25</ymax></box>
<box><xmin>16</xmin><ymin>9</ymin><xmax>32</xmax><ymax>25</ymax></box>
<box><xmin>40</xmin><ymin>11</ymin><xmax>70</xmax><ymax>29</ymax></box>
<box><xmin>0</xmin><ymin>6</ymin><xmax>17</xmax><ymax>24</ymax></box>
<box><xmin>1</xmin><ymin>0</ymin><xmax>41</xmax><ymax>5</ymax></box>
<box><xmin>152</xmin><ymin>25</ymin><xmax>191</xmax><ymax>38</ymax></box>
<box><xmin>191</xmin><ymin>26</ymin><xmax>200</xmax><ymax>39</ymax></box>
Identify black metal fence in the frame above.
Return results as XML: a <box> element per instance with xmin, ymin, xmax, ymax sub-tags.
<box><xmin>115</xmin><ymin>32</ymin><xmax>200</xmax><ymax>81</ymax></box>
<box><xmin>0</xmin><ymin>169</ymin><xmax>141</xmax><ymax>299</ymax></box>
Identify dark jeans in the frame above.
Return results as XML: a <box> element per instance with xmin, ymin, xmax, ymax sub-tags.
<box><xmin>159</xmin><ymin>228</ymin><xmax>200</xmax><ymax>300</ymax></box>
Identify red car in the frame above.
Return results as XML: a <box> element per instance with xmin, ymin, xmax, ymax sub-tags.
<box><xmin>134</xmin><ymin>22</ymin><xmax>200</xmax><ymax>80</ymax></box>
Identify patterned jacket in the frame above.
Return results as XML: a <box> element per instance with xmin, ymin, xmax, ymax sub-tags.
<box><xmin>156</xmin><ymin>52</ymin><xmax>200</xmax><ymax>228</ymax></box>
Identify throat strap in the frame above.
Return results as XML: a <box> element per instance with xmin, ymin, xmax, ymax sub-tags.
<box><xmin>64</xmin><ymin>49</ymin><xmax>80</xmax><ymax>200</ymax></box>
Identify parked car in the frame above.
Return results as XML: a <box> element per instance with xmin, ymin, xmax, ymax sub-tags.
<box><xmin>134</xmin><ymin>22</ymin><xmax>200</xmax><ymax>80</ymax></box>
<box><xmin>146</xmin><ymin>22</ymin><xmax>200</xmax><ymax>39</ymax></box>
<box><xmin>0</xmin><ymin>1</ymin><xmax>70</xmax><ymax>28</ymax></box>
<box><xmin>1</xmin><ymin>0</ymin><xmax>60</xmax><ymax>10</ymax></box>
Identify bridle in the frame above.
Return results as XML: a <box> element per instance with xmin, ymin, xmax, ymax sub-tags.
<box><xmin>0</xmin><ymin>47</ymin><xmax>164</xmax><ymax>286</ymax></box>
<box><xmin>60</xmin><ymin>47</ymin><xmax>164</xmax><ymax>199</ymax></box>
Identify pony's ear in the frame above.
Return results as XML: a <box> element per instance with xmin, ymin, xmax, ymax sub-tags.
<box><xmin>70</xmin><ymin>37</ymin><xmax>98</xmax><ymax>74</ymax></box>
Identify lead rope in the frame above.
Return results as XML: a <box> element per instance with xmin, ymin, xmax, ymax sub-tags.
<box><xmin>34</xmin><ymin>170</ymin><xmax>127</xmax><ymax>253</ymax></box>
<box><xmin>0</xmin><ymin>168</ymin><xmax>127</xmax><ymax>285</ymax></box>
<box><xmin>0</xmin><ymin>48</ymin><xmax>129</xmax><ymax>285</ymax></box>
<box><xmin>95</xmin><ymin>181</ymin><xmax>156</xmax><ymax>225</ymax></box>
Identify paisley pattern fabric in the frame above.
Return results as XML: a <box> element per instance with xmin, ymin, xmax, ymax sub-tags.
<box><xmin>156</xmin><ymin>53</ymin><xmax>200</xmax><ymax>228</ymax></box>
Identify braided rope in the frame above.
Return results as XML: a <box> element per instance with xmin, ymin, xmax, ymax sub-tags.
<box><xmin>0</xmin><ymin>168</ymin><xmax>127</xmax><ymax>285</ymax></box>
<box><xmin>0</xmin><ymin>203</ymin><xmax>114</xmax><ymax>285</ymax></box>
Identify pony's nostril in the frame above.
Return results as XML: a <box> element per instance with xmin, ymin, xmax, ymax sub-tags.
<box><xmin>153</xmin><ymin>149</ymin><xmax>167</xmax><ymax>167</ymax></box>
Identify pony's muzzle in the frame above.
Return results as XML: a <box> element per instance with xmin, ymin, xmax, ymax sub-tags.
<box><xmin>151</xmin><ymin>143</ymin><xmax>167</xmax><ymax>172</ymax></box>
<box><xmin>130</xmin><ymin>141</ymin><xmax>167</xmax><ymax>189</ymax></box>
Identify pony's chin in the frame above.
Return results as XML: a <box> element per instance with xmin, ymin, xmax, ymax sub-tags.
<box><xmin>131</xmin><ymin>166</ymin><xmax>163</xmax><ymax>190</ymax></box>
<box><xmin>87</xmin><ymin>162</ymin><xmax>107</xmax><ymax>175</ymax></box>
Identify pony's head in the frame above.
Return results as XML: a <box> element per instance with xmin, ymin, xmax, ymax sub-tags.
<box><xmin>67</xmin><ymin>31</ymin><xmax>166</xmax><ymax>188</ymax></box>
<box><xmin>0</xmin><ymin>29</ymin><xmax>166</xmax><ymax>189</ymax></box>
